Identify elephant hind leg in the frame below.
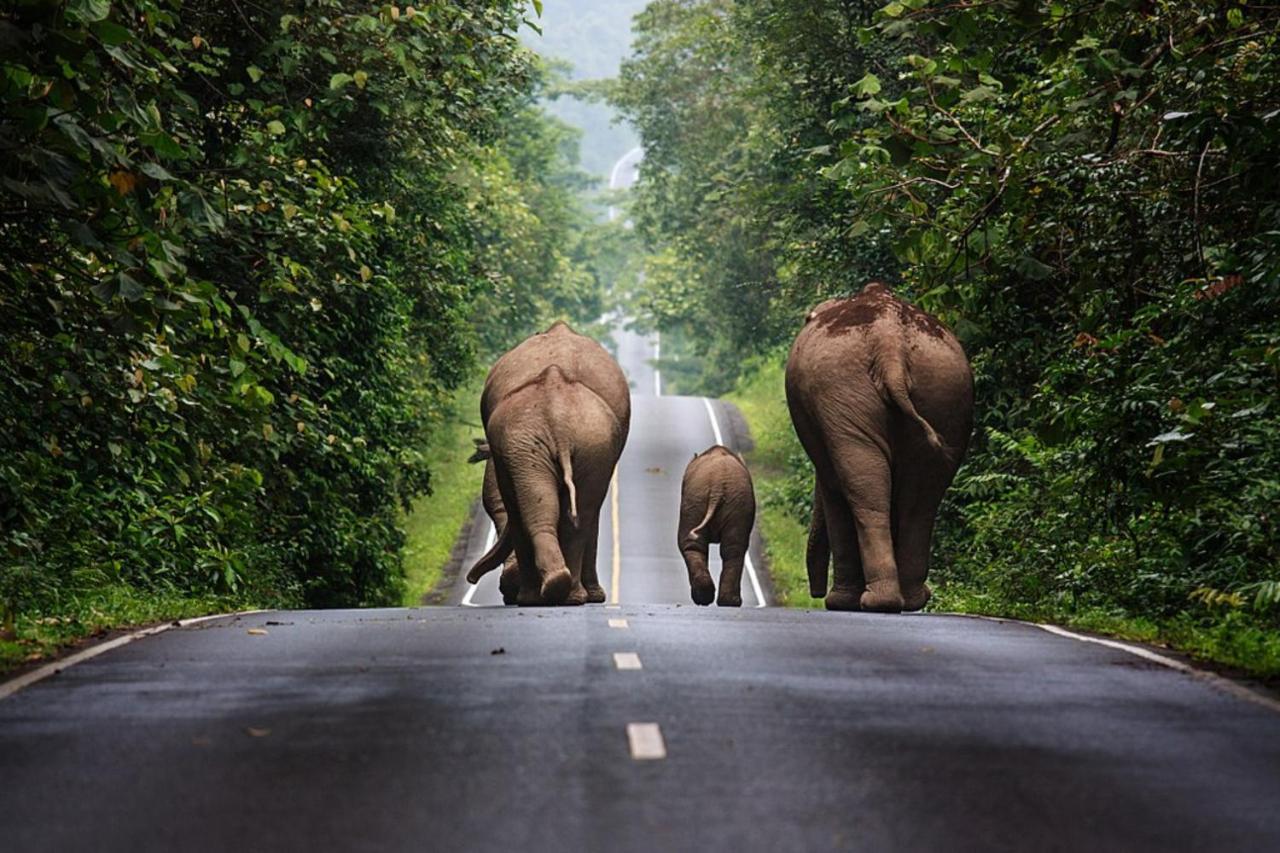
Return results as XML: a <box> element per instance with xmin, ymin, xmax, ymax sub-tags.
<box><xmin>815</xmin><ymin>480</ymin><xmax>864</xmax><ymax>611</ymax></box>
<box><xmin>578</xmin><ymin>518</ymin><xmax>606</xmax><ymax>603</ymax></box>
<box><xmin>892</xmin><ymin>451</ymin><xmax>953</xmax><ymax>612</ymax></box>
<box><xmin>716</xmin><ymin>542</ymin><xmax>746</xmax><ymax>608</ymax></box>
<box><xmin>828</xmin><ymin>442</ymin><xmax>902</xmax><ymax>613</ymax></box>
<box><xmin>681</xmin><ymin>546</ymin><xmax>715</xmax><ymax>606</ymax></box>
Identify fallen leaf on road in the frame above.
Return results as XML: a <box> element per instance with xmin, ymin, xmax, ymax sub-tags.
<box><xmin>245</xmin><ymin>727</ymin><xmax>271</xmax><ymax>737</ymax></box>
<box><xmin>246</xmin><ymin>628</ymin><xmax>268</xmax><ymax>636</ymax></box>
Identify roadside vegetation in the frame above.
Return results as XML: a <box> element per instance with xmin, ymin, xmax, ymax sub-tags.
<box><xmin>614</xmin><ymin>1</ymin><xmax>1280</xmax><ymax>676</ymax></box>
<box><xmin>0</xmin><ymin>1</ymin><xmax>613</xmax><ymax>668</ymax></box>
<box><xmin>400</xmin><ymin>380</ymin><xmax>485</xmax><ymax>606</ymax></box>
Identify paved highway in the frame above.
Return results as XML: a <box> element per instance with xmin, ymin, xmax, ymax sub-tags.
<box><xmin>3</xmin><ymin>319</ymin><xmax>1280</xmax><ymax>851</ymax></box>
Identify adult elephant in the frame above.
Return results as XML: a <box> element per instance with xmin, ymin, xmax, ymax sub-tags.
<box><xmin>785</xmin><ymin>282</ymin><xmax>973</xmax><ymax>613</ymax></box>
<box><xmin>471</xmin><ymin>321</ymin><xmax>630</xmax><ymax>604</ymax></box>
<box><xmin>466</xmin><ymin>366</ymin><xmax>625</xmax><ymax>605</ymax></box>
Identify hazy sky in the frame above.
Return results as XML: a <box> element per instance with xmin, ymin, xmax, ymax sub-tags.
<box><xmin>521</xmin><ymin>0</ymin><xmax>650</xmax><ymax>179</ymax></box>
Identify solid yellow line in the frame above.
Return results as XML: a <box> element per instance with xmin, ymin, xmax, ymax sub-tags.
<box><xmin>610</xmin><ymin>466</ymin><xmax>621</xmax><ymax>604</ymax></box>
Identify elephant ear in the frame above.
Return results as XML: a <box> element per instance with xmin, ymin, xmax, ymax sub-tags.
<box><xmin>467</xmin><ymin>439</ymin><xmax>491</xmax><ymax>464</ymax></box>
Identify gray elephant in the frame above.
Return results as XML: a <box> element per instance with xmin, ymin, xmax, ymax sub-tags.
<box><xmin>467</xmin><ymin>440</ymin><xmax>521</xmax><ymax>604</ymax></box>
<box><xmin>467</xmin><ymin>365</ymin><xmax>624</xmax><ymax>605</ymax></box>
<box><xmin>474</xmin><ymin>321</ymin><xmax>631</xmax><ymax>604</ymax></box>
<box><xmin>678</xmin><ymin>445</ymin><xmax>756</xmax><ymax>607</ymax></box>
<box><xmin>785</xmin><ymin>282</ymin><xmax>973</xmax><ymax>613</ymax></box>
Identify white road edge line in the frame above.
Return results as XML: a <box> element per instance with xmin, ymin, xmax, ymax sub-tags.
<box><xmin>627</xmin><ymin>722</ymin><xmax>667</xmax><ymax>760</ymax></box>
<box><xmin>460</xmin><ymin>520</ymin><xmax>496</xmax><ymax>607</ymax></box>
<box><xmin>0</xmin><ymin>609</ymin><xmax>268</xmax><ymax>702</ymax></box>
<box><xmin>653</xmin><ymin>331</ymin><xmax>662</xmax><ymax>397</ymax></box>
<box><xmin>614</xmin><ymin>652</ymin><xmax>643</xmax><ymax>670</ymax></box>
<box><xmin>958</xmin><ymin>613</ymin><xmax>1280</xmax><ymax>715</ymax></box>
<box><xmin>701</xmin><ymin>397</ymin><xmax>767</xmax><ymax>609</ymax></box>
<box><xmin>608</xmin><ymin>618</ymin><xmax>629</xmax><ymax>628</ymax></box>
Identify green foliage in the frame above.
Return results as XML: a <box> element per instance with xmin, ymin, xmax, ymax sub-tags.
<box><xmin>724</xmin><ymin>356</ymin><xmax>818</xmax><ymax>608</ymax></box>
<box><xmin>616</xmin><ymin>0</ymin><xmax>1280</xmax><ymax>671</ymax></box>
<box><xmin>1</xmin><ymin>0</ymin><xmax>609</xmax><ymax>649</ymax></box>
<box><xmin>400</xmin><ymin>377</ymin><xmax>485</xmax><ymax>606</ymax></box>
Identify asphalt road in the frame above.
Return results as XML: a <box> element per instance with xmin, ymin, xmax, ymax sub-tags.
<box><xmin>4</xmin><ymin>608</ymin><xmax>1280</xmax><ymax>851</ymax></box>
<box><xmin>4</xmin><ymin>320</ymin><xmax>1280</xmax><ymax>851</ymax></box>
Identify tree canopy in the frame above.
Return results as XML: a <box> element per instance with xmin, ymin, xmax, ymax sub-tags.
<box><xmin>1</xmin><ymin>0</ymin><xmax>608</xmax><ymax>626</ymax></box>
<box><xmin>614</xmin><ymin>0</ymin><xmax>1280</xmax><ymax>652</ymax></box>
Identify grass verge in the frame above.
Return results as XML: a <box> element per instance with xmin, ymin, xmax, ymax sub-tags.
<box><xmin>725</xmin><ymin>355</ymin><xmax>1280</xmax><ymax>681</ymax></box>
<box><xmin>400</xmin><ymin>380</ymin><xmax>486</xmax><ymax>605</ymax></box>
<box><xmin>725</xmin><ymin>356</ymin><xmax>820</xmax><ymax>609</ymax></box>
<box><xmin>1</xmin><ymin>381</ymin><xmax>486</xmax><ymax>676</ymax></box>
<box><xmin>0</xmin><ymin>586</ymin><xmax>244</xmax><ymax>674</ymax></box>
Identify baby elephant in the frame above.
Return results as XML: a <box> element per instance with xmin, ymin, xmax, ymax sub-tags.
<box><xmin>678</xmin><ymin>446</ymin><xmax>756</xmax><ymax>607</ymax></box>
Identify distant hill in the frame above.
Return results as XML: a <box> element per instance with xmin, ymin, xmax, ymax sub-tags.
<box><xmin>522</xmin><ymin>0</ymin><xmax>648</xmax><ymax>180</ymax></box>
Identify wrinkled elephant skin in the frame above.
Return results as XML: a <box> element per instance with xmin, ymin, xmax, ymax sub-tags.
<box><xmin>785</xmin><ymin>282</ymin><xmax>973</xmax><ymax>613</ymax></box>
<box><xmin>471</xmin><ymin>366</ymin><xmax>623</xmax><ymax>605</ymax></box>
<box><xmin>473</xmin><ymin>321</ymin><xmax>630</xmax><ymax>603</ymax></box>
<box><xmin>677</xmin><ymin>446</ymin><xmax>757</xmax><ymax>607</ymax></box>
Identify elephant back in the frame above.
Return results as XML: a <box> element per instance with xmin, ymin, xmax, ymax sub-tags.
<box><xmin>481</xmin><ymin>321</ymin><xmax>631</xmax><ymax>432</ymax></box>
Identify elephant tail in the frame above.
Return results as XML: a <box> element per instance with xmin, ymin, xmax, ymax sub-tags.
<box><xmin>466</xmin><ymin>523</ymin><xmax>513</xmax><ymax>584</ymax></box>
<box><xmin>883</xmin><ymin>360</ymin><xmax>946</xmax><ymax>451</ymax></box>
<box><xmin>806</xmin><ymin>482</ymin><xmax>830</xmax><ymax>598</ymax></box>
<box><xmin>559</xmin><ymin>447</ymin><xmax>579</xmax><ymax>528</ymax></box>
<box><xmin>685</xmin><ymin>490</ymin><xmax>722</xmax><ymax>547</ymax></box>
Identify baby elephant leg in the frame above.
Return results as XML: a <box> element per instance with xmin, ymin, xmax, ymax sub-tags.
<box><xmin>717</xmin><ymin>542</ymin><xmax>746</xmax><ymax>607</ymax></box>
<box><xmin>681</xmin><ymin>545</ymin><xmax>716</xmax><ymax>606</ymax></box>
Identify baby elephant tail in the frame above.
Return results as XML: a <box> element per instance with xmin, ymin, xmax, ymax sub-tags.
<box><xmin>683</xmin><ymin>491</ymin><xmax>722</xmax><ymax>549</ymax></box>
<box><xmin>466</xmin><ymin>523</ymin><xmax>513</xmax><ymax>584</ymax></box>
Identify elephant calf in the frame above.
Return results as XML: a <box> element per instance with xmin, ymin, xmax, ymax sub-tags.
<box><xmin>678</xmin><ymin>446</ymin><xmax>756</xmax><ymax>607</ymax></box>
<box><xmin>785</xmin><ymin>282</ymin><xmax>973</xmax><ymax>613</ymax></box>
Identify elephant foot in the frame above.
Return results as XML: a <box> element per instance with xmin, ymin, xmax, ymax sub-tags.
<box><xmin>565</xmin><ymin>585</ymin><xmax>589</xmax><ymax>606</ymax></box>
<box><xmin>902</xmin><ymin>583</ymin><xmax>931</xmax><ymax>612</ymax></box>
<box><xmin>860</xmin><ymin>584</ymin><xmax>905</xmax><ymax>613</ymax></box>
<box><xmin>690</xmin><ymin>575</ymin><xmax>715</xmax><ymax>606</ymax></box>
<box><xmin>716</xmin><ymin>591</ymin><xmax>742</xmax><ymax>608</ymax></box>
<box><xmin>499</xmin><ymin>565</ymin><xmax>520</xmax><ymax>605</ymax></box>
<box><xmin>539</xmin><ymin>568</ymin><xmax>572</xmax><ymax>605</ymax></box>
<box><xmin>583</xmin><ymin>583</ymin><xmax>607</xmax><ymax>604</ymax></box>
<box><xmin>824</xmin><ymin>586</ymin><xmax>863</xmax><ymax>611</ymax></box>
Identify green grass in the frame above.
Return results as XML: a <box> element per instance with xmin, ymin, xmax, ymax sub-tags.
<box><xmin>0</xmin><ymin>585</ymin><xmax>244</xmax><ymax>673</ymax></box>
<box><xmin>400</xmin><ymin>381</ymin><xmax>486</xmax><ymax>605</ymax></box>
<box><xmin>725</xmin><ymin>356</ymin><xmax>1280</xmax><ymax>681</ymax></box>
<box><xmin>725</xmin><ymin>356</ymin><xmax>821</xmax><ymax>609</ymax></box>
<box><xmin>932</xmin><ymin>585</ymin><xmax>1280</xmax><ymax>679</ymax></box>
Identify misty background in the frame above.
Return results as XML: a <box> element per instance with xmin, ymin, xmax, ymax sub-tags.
<box><xmin>521</xmin><ymin>0</ymin><xmax>648</xmax><ymax>180</ymax></box>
